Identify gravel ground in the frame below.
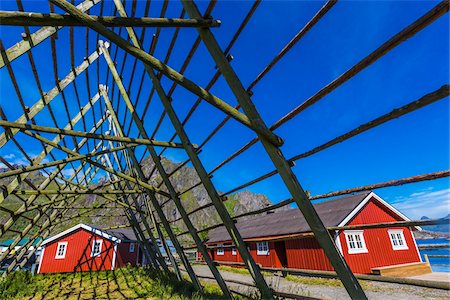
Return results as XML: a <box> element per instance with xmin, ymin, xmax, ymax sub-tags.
<box><xmin>192</xmin><ymin>265</ymin><xmax>450</xmax><ymax>299</ymax></box>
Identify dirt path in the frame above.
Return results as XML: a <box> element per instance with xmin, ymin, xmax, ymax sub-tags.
<box><xmin>192</xmin><ymin>265</ymin><xmax>450</xmax><ymax>299</ymax></box>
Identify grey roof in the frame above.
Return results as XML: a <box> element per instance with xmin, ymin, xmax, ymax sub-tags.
<box><xmin>208</xmin><ymin>192</ymin><xmax>372</xmax><ymax>243</ymax></box>
<box><xmin>89</xmin><ymin>225</ymin><xmax>138</xmax><ymax>241</ymax></box>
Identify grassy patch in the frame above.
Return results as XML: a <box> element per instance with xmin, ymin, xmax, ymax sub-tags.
<box><xmin>218</xmin><ymin>265</ymin><xmax>272</xmax><ymax>277</ymax></box>
<box><xmin>218</xmin><ymin>265</ymin><xmax>250</xmax><ymax>275</ymax></box>
<box><xmin>0</xmin><ymin>266</ymin><xmax>231</xmax><ymax>299</ymax></box>
<box><xmin>284</xmin><ymin>274</ymin><xmax>376</xmax><ymax>290</ymax></box>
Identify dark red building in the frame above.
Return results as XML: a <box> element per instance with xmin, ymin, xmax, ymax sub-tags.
<box><xmin>206</xmin><ymin>192</ymin><xmax>423</xmax><ymax>274</ymax></box>
<box><xmin>38</xmin><ymin>224</ymin><xmax>143</xmax><ymax>274</ymax></box>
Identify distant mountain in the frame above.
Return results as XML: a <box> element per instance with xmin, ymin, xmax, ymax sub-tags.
<box><xmin>0</xmin><ymin>157</ymin><xmax>284</xmax><ymax>245</ymax></box>
<box><xmin>419</xmin><ymin>214</ymin><xmax>450</xmax><ymax>233</ymax></box>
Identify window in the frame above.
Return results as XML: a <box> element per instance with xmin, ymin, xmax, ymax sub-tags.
<box><xmin>217</xmin><ymin>245</ymin><xmax>224</xmax><ymax>256</ymax></box>
<box><xmin>91</xmin><ymin>240</ymin><xmax>103</xmax><ymax>257</ymax></box>
<box><xmin>232</xmin><ymin>247</ymin><xmax>236</xmax><ymax>255</ymax></box>
<box><xmin>388</xmin><ymin>229</ymin><xmax>408</xmax><ymax>250</ymax></box>
<box><xmin>55</xmin><ymin>242</ymin><xmax>68</xmax><ymax>259</ymax></box>
<box><xmin>344</xmin><ymin>230</ymin><xmax>368</xmax><ymax>254</ymax></box>
<box><xmin>129</xmin><ymin>243</ymin><xmax>135</xmax><ymax>253</ymax></box>
<box><xmin>256</xmin><ymin>242</ymin><xmax>269</xmax><ymax>255</ymax></box>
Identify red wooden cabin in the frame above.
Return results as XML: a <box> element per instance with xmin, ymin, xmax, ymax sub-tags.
<box><xmin>205</xmin><ymin>191</ymin><xmax>423</xmax><ymax>274</ymax></box>
<box><xmin>38</xmin><ymin>224</ymin><xmax>144</xmax><ymax>274</ymax></box>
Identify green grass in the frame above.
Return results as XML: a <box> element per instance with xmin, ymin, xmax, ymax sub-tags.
<box><xmin>218</xmin><ymin>265</ymin><xmax>272</xmax><ymax>277</ymax></box>
<box><xmin>284</xmin><ymin>274</ymin><xmax>376</xmax><ymax>290</ymax></box>
<box><xmin>0</xmin><ymin>266</ymin><xmax>233</xmax><ymax>300</ymax></box>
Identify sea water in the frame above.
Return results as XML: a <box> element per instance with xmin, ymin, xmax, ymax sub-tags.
<box><xmin>416</xmin><ymin>238</ymin><xmax>450</xmax><ymax>272</ymax></box>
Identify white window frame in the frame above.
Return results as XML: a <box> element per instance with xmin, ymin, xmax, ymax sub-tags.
<box><xmin>388</xmin><ymin>229</ymin><xmax>408</xmax><ymax>250</ymax></box>
<box><xmin>344</xmin><ymin>230</ymin><xmax>368</xmax><ymax>254</ymax></box>
<box><xmin>129</xmin><ymin>243</ymin><xmax>135</xmax><ymax>253</ymax></box>
<box><xmin>55</xmin><ymin>242</ymin><xmax>68</xmax><ymax>259</ymax></box>
<box><xmin>91</xmin><ymin>240</ymin><xmax>103</xmax><ymax>257</ymax></box>
<box><xmin>217</xmin><ymin>245</ymin><xmax>224</xmax><ymax>256</ymax></box>
<box><xmin>256</xmin><ymin>241</ymin><xmax>269</xmax><ymax>256</ymax></box>
<box><xmin>232</xmin><ymin>247</ymin><xmax>236</xmax><ymax>255</ymax></box>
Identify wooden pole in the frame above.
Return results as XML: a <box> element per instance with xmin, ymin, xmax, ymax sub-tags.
<box><xmin>100</xmin><ymin>84</ymin><xmax>197</xmax><ymax>287</ymax></box>
<box><xmin>0</xmin><ymin>143</ymin><xmax>137</xmax><ymax>179</ymax></box>
<box><xmin>182</xmin><ymin>1</ymin><xmax>366</xmax><ymax>298</ymax></box>
<box><xmin>0</xmin><ymin>11</ymin><xmax>221</xmax><ymax>28</ymax></box>
<box><xmin>0</xmin><ymin>94</ymin><xmax>102</xmax><ymax>204</ymax></box>
<box><xmin>0</xmin><ymin>47</ymin><xmax>106</xmax><ymax>149</ymax></box>
<box><xmin>0</xmin><ymin>120</ymin><xmax>186</xmax><ymax>148</ymax></box>
<box><xmin>8</xmin><ymin>189</ymin><xmax>143</xmax><ymax>195</ymax></box>
<box><xmin>49</xmin><ymin>0</ymin><xmax>283</xmax><ymax>147</ymax></box>
<box><xmin>100</xmin><ymin>2</ymin><xmax>232</xmax><ymax>293</ymax></box>
<box><xmin>0</xmin><ymin>0</ymin><xmax>101</xmax><ymax>69</ymax></box>
<box><xmin>20</xmin><ymin>127</ymin><xmax>172</xmax><ymax>198</ymax></box>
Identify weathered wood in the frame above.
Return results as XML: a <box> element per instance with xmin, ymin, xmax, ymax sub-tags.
<box><xmin>182</xmin><ymin>1</ymin><xmax>366</xmax><ymax>298</ymax></box>
<box><xmin>0</xmin><ymin>144</ymin><xmax>137</xmax><ymax>179</ymax></box>
<box><xmin>0</xmin><ymin>0</ymin><xmax>100</xmax><ymax>69</ymax></box>
<box><xmin>8</xmin><ymin>189</ymin><xmax>142</xmax><ymax>195</ymax></box>
<box><xmin>21</xmin><ymin>130</ymin><xmax>171</xmax><ymax>198</ymax></box>
<box><xmin>371</xmin><ymin>262</ymin><xmax>432</xmax><ymax>277</ymax></box>
<box><xmin>50</xmin><ymin>0</ymin><xmax>283</xmax><ymax>147</ymax></box>
<box><xmin>0</xmin><ymin>48</ymin><xmax>105</xmax><ymax>149</ymax></box>
<box><xmin>0</xmin><ymin>94</ymin><xmax>101</xmax><ymax>204</ymax></box>
<box><xmin>100</xmin><ymin>2</ymin><xmax>232</xmax><ymax>293</ymax></box>
<box><xmin>100</xmin><ymin>85</ymin><xmax>192</xmax><ymax>284</ymax></box>
<box><xmin>0</xmin><ymin>11</ymin><xmax>221</xmax><ymax>28</ymax></box>
<box><xmin>0</xmin><ymin>148</ymin><xmax>102</xmax><ymax>266</ymax></box>
<box><xmin>0</xmin><ymin>120</ymin><xmax>186</xmax><ymax>148</ymax></box>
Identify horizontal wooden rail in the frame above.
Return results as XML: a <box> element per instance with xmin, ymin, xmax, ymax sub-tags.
<box><xmin>0</xmin><ymin>120</ymin><xmax>189</xmax><ymax>148</ymax></box>
<box><xmin>8</xmin><ymin>189</ymin><xmax>143</xmax><ymax>195</ymax></box>
<box><xmin>0</xmin><ymin>11</ymin><xmax>221</xmax><ymax>27</ymax></box>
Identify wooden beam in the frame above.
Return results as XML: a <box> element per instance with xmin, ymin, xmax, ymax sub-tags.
<box><xmin>100</xmin><ymin>79</ymin><xmax>196</xmax><ymax>286</ymax></box>
<box><xmin>0</xmin><ymin>48</ymin><xmax>106</xmax><ymax>149</ymax></box>
<box><xmin>0</xmin><ymin>120</ymin><xmax>187</xmax><ymax>148</ymax></box>
<box><xmin>0</xmin><ymin>93</ymin><xmax>102</xmax><ymax>204</ymax></box>
<box><xmin>0</xmin><ymin>144</ymin><xmax>137</xmax><ymax>179</ymax></box>
<box><xmin>0</xmin><ymin>0</ymin><xmax>100</xmax><ymax>69</ymax></box>
<box><xmin>49</xmin><ymin>0</ymin><xmax>283</xmax><ymax>147</ymax></box>
<box><xmin>182</xmin><ymin>1</ymin><xmax>365</xmax><ymax>298</ymax></box>
<box><xmin>101</xmin><ymin>1</ymin><xmax>232</xmax><ymax>294</ymax></box>
<box><xmin>0</xmin><ymin>11</ymin><xmax>221</xmax><ymax>28</ymax></box>
<box><xmin>9</xmin><ymin>189</ymin><xmax>143</xmax><ymax>195</ymax></box>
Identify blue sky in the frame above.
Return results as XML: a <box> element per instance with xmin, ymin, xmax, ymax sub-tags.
<box><xmin>0</xmin><ymin>0</ymin><xmax>449</xmax><ymax>220</ymax></box>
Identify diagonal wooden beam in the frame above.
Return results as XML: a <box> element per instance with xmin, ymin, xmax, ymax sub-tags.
<box><xmin>0</xmin><ymin>0</ymin><xmax>100</xmax><ymax>69</ymax></box>
<box><xmin>49</xmin><ymin>0</ymin><xmax>283</xmax><ymax>147</ymax></box>
<box><xmin>0</xmin><ymin>93</ymin><xmax>101</xmax><ymax>204</ymax></box>
<box><xmin>0</xmin><ymin>47</ymin><xmax>106</xmax><ymax>149</ymax></box>
<box><xmin>182</xmin><ymin>0</ymin><xmax>367</xmax><ymax>298</ymax></box>
<box><xmin>17</xmin><ymin>130</ymin><xmax>171</xmax><ymax>198</ymax></box>
<box><xmin>100</xmin><ymin>84</ymin><xmax>195</xmax><ymax>285</ymax></box>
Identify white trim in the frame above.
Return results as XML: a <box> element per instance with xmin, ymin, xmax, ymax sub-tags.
<box><xmin>388</xmin><ymin>229</ymin><xmax>409</xmax><ymax>250</ymax></box>
<box><xmin>217</xmin><ymin>245</ymin><xmax>224</xmax><ymax>256</ymax></box>
<box><xmin>334</xmin><ymin>231</ymin><xmax>343</xmax><ymax>255</ymax></box>
<box><xmin>129</xmin><ymin>243</ymin><xmax>135</xmax><ymax>253</ymax></box>
<box><xmin>55</xmin><ymin>242</ymin><xmax>68</xmax><ymax>259</ymax></box>
<box><xmin>41</xmin><ymin>224</ymin><xmax>121</xmax><ymax>246</ymax></box>
<box><xmin>112</xmin><ymin>243</ymin><xmax>118</xmax><ymax>270</ymax></box>
<box><xmin>338</xmin><ymin>192</ymin><xmax>420</xmax><ymax>230</ymax></box>
<box><xmin>91</xmin><ymin>240</ymin><xmax>103</xmax><ymax>257</ymax></box>
<box><xmin>256</xmin><ymin>241</ymin><xmax>269</xmax><ymax>256</ymax></box>
<box><xmin>344</xmin><ymin>230</ymin><xmax>368</xmax><ymax>254</ymax></box>
<box><xmin>37</xmin><ymin>247</ymin><xmax>45</xmax><ymax>274</ymax></box>
<box><xmin>411</xmin><ymin>229</ymin><xmax>423</xmax><ymax>262</ymax></box>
